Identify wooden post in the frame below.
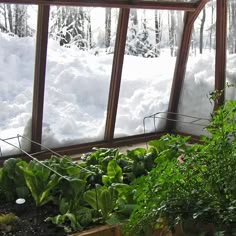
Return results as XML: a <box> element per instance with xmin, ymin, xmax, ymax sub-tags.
<box><xmin>104</xmin><ymin>8</ymin><xmax>130</xmax><ymax>142</ymax></box>
<box><xmin>31</xmin><ymin>5</ymin><xmax>50</xmax><ymax>152</ymax></box>
<box><xmin>214</xmin><ymin>0</ymin><xmax>227</xmax><ymax>109</ymax></box>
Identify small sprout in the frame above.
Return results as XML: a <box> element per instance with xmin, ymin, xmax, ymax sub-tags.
<box><xmin>0</xmin><ymin>213</ymin><xmax>19</xmax><ymax>233</ymax></box>
<box><xmin>0</xmin><ymin>213</ymin><xmax>18</xmax><ymax>225</ymax></box>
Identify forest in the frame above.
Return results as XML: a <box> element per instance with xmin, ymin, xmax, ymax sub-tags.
<box><xmin>0</xmin><ymin>1</ymin><xmax>235</xmax><ymax>57</ymax></box>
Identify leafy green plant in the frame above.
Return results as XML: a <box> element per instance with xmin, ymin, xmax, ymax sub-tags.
<box><xmin>46</xmin><ymin>206</ymin><xmax>94</xmax><ymax>233</ymax></box>
<box><xmin>17</xmin><ymin>160</ymin><xmax>59</xmax><ymax>207</ymax></box>
<box><xmin>102</xmin><ymin>160</ymin><xmax>123</xmax><ymax>186</ymax></box>
<box><xmin>44</xmin><ymin>156</ymin><xmax>94</xmax><ymax>232</ymax></box>
<box><xmin>84</xmin><ymin>185</ymin><xmax>113</xmax><ymax>222</ymax></box>
<box><xmin>0</xmin><ymin>158</ymin><xmax>29</xmax><ymax>201</ymax></box>
<box><xmin>124</xmin><ymin>100</ymin><xmax>236</xmax><ymax>235</ymax></box>
<box><xmin>83</xmin><ymin>183</ymin><xmax>134</xmax><ymax>225</ymax></box>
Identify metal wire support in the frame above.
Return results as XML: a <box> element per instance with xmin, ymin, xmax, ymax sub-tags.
<box><xmin>143</xmin><ymin>111</ymin><xmax>209</xmax><ymax>134</ymax></box>
<box><xmin>0</xmin><ymin>134</ymin><xmax>94</xmax><ymax>179</ymax></box>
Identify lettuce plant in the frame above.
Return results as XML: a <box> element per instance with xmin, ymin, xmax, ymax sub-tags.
<box><xmin>0</xmin><ymin>158</ymin><xmax>29</xmax><ymax>201</ymax></box>
<box><xmin>18</xmin><ymin>160</ymin><xmax>59</xmax><ymax>207</ymax></box>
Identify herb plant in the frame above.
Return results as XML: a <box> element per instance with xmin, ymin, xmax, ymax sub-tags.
<box><xmin>123</xmin><ymin>100</ymin><xmax>236</xmax><ymax>235</ymax></box>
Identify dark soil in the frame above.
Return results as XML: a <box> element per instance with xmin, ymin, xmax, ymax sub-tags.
<box><xmin>0</xmin><ymin>201</ymin><xmax>67</xmax><ymax>236</ymax></box>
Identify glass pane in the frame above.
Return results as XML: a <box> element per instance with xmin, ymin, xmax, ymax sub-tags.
<box><xmin>115</xmin><ymin>10</ymin><xmax>184</xmax><ymax>138</ymax></box>
<box><xmin>177</xmin><ymin>1</ymin><xmax>216</xmax><ymax>136</ymax></box>
<box><xmin>226</xmin><ymin>0</ymin><xmax>236</xmax><ymax>100</ymax></box>
<box><xmin>42</xmin><ymin>7</ymin><xmax>119</xmax><ymax>148</ymax></box>
<box><xmin>0</xmin><ymin>4</ymin><xmax>37</xmax><ymax>156</ymax></box>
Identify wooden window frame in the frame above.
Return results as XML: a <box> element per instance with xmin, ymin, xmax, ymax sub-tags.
<box><xmin>0</xmin><ymin>0</ymin><xmax>227</xmax><ymax>157</ymax></box>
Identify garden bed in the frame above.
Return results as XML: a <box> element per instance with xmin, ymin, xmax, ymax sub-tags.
<box><xmin>0</xmin><ymin>201</ymin><xmax>66</xmax><ymax>236</ymax></box>
<box><xmin>0</xmin><ymin>201</ymin><xmax>121</xmax><ymax>236</ymax></box>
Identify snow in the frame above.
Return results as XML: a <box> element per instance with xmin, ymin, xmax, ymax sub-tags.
<box><xmin>0</xmin><ymin>32</ymin><xmax>235</xmax><ymax>155</ymax></box>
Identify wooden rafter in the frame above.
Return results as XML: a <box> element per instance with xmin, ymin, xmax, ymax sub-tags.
<box><xmin>166</xmin><ymin>0</ymin><xmax>209</xmax><ymax>132</ymax></box>
<box><xmin>0</xmin><ymin>0</ymin><xmax>198</xmax><ymax>11</ymax></box>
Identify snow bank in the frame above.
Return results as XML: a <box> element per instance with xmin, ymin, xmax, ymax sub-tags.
<box><xmin>0</xmin><ymin>33</ymin><xmax>235</xmax><ymax>154</ymax></box>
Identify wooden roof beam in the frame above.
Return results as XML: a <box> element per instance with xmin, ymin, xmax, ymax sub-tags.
<box><xmin>0</xmin><ymin>0</ymin><xmax>198</xmax><ymax>11</ymax></box>
<box><xmin>166</xmin><ymin>0</ymin><xmax>209</xmax><ymax>132</ymax></box>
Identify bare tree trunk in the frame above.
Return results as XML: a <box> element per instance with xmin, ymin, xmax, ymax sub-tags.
<box><xmin>79</xmin><ymin>7</ymin><xmax>85</xmax><ymax>32</ymax></box>
<box><xmin>7</xmin><ymin>4</ymin><xmax>13</xmax><ymax>32</ymax></box>
<box><xmin>228</xmin><ymin>2</ymin><xmax>236</xmax><ymax>54</ymax></box>
<box><xmin>199</xmin><ymin>7</ymin><xmax>206</xmax><ymax>54</ymax></box>
<box><xmin>25</xmin><ymin>7</ymin><xmax>28</xmax><ymax>36</ymax></box>
<box><xmin>191</xmin><ymin>26</ymin><xmax>197</xmax><ymax>56</ymax></box>
<box><xmin>105</xmin><ymin>8</ymin><xmax>111</xmax><ymax>49</ymax></box>
<box><xmin>130</xmin><ymin>9</ymin><xmax>138</xmax><ymax>26</ymax></box>
<box><xmin>14</xmin><ymin>5</ymin><xmax>19</xmax><ymax>35</ymax></box>
<box><xmin>168</xmin><ymin>11</ymin><xmax>176</xmax><ymax>57</ymax></box>
<box><xmin>87</xmin><ymin>11</ymin><xmax>92</xmax><ymax>49</ymax></box>
<box><xmin>2</xmin><ymin>4</ymin><xmax>8</xmax><ymax>30</ymax></box>
<box><xmin>176</xmin><ymin>11</ymin><xmax>183</xmax><ymax>47</ymax></box>
<box><xmin>209</xmin><ymin>1</ymin><xmax>215</xmax><ymax>51</ymax></box>
<box><xmin>0</xmin><ymin>4</ymin><xmax>8</xmax><ymax>32</ymax></box>
<box><xmin>154</xmin><ymin>10</ymin><xmax>161</xmax><ymax>56</ymax></box>
<box><xmin>232</xmin><ymin>3</ymin><xmax>236</xmax><ymax>53</ymax></box>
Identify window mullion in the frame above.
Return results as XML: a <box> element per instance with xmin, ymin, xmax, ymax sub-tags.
<box><xmin>104</xmin><ymin>8</ymin><xmax>130</xmax><ymax>142</ymax></box>
<box><xmin>31</xmin><ymin>4</ymin><xmax>50</xmax><ymax>152</ymax></box>
<box><xmin>215</xmin><ymin>0</ymin><xmax>227</xmax><ymax>108</ymax></box>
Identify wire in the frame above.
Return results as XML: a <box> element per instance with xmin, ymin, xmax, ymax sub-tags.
<box><xmin>0</xmin><ymin>135</ymin><xmax>94</xmax><ymax>180</ymax></box>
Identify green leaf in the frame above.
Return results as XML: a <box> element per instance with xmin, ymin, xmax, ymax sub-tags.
<box><xmin>107</xmin><ymin>160</ymin><xmax>123</xmax><ymax>183</ymax></box>
<box><xmin>127</xmin><ymin>148</ymin><xmax>147</xmax><ymax>160</ymax></box>
<box><xmin>100</xmin><ymin>188</ymin><xmax>112</xmax><ymax>219</ymax></box>
<box><xmin>83</xmin><ymin>189</ymin><xmax>98</xmax><ymax>211</ymax></box>
<box><xmin>46</xmin><ymin>212</ymin><xmax>83</xmax><ymax>232</ymax></box>
<box><xmin>83</xmin><ymin>186</ymin><xmax>114</xmax><ymax>221</ymax></box>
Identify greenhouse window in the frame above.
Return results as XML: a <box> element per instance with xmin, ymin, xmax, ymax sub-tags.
<box><xmin>0</xmin><ymin>0</ymin><xmax>231</xmax><ymax>158</ymax></box>
<box><xmin>0</xmin><ymin>3</ymin><xmax>37</xmax><ymax>156</ymax></box>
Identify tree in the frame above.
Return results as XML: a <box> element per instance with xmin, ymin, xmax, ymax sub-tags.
<box><xmin>125</xmin><ymin>9</ymin><xmax>138</xmax><ymax>55</ymax></box>
<box><xmin>7</xmin><ymin>4</ymin><xmax>13</xmax><ymax>33</ymax></box>
<box><xmin>129</xmin><ymin>9</ymin><xmax>138</xmax><ymax>40</ymax></box>
<box><xmin>168</xmin><ymin>11</ymin><xmax>176</xmax><ymax>57</ymax></box>
<box><xmin>209</xmin><ymin>0</ymin><xmax>215</xmax><ymax>51</ymax></box>
<box><xmin>0</xmin><ymin>4</ymin><xmax>32</xmax><ymax>37</ymax></box>
<box><xmin>14</xmin><ymin>5</ymin><xmax>27</xmax><ymax>37</ymax></box>
<box><xmin>105</xmin><ymin>8</ymin><xmax>111</xmax><ymax>49</ymax></box>
<box><xmin>228</xmin><ymin>0</ymin><xmax>236</xmax><ymax>54</ymax></box>
<box><xmin>86</xmin><ymin>10</ymin><xmax>92</xmax><ymax>49</ymax></box>
<box><xmin>199</xmin><ymin>7</ymin><xmax>206</xmax><ymax>54</ymax></box>
<box><xmin>154</xmin><ymin>10</ymin><xmax>161</xmax><ymax>56</ymax></box>
<box><xmin>126</xmin><ymin>10</ymin><xmax>159</xmax><ymax>58</ymax></box>
<box><xmin>49</xmin><ymin>6</ymin><xmax>93</xmax><ymax>50</ymax></box>
<box><xmin>0</xmin><ymin>4</ymin><xmax>8</xmax><ymax>32</ymax></box>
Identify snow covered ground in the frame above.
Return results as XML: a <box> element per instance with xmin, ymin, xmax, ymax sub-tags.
<box><xmin>0</xmin><ymin>32</ymin><xmax>235</xmax><ymax>155</ymax></box>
